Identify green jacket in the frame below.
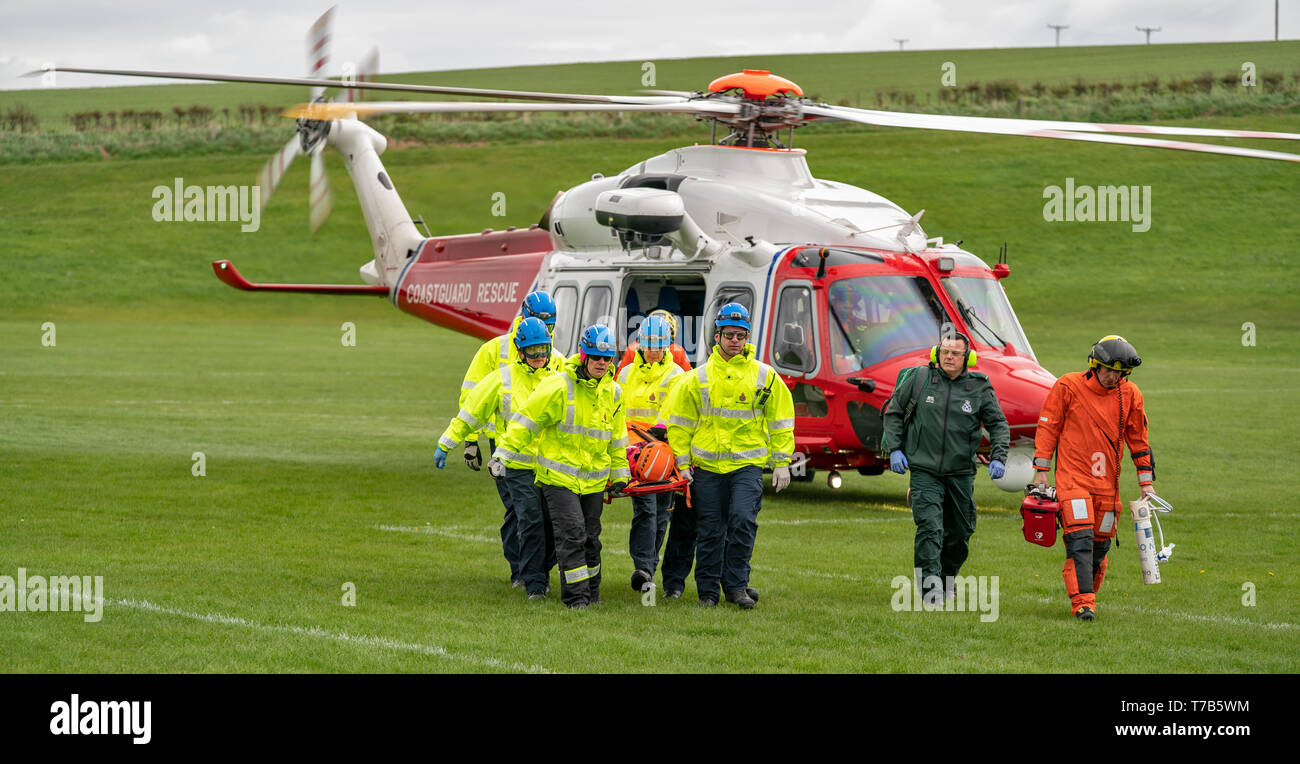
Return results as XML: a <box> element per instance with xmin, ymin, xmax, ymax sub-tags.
<box><xmin>881</xmin><ymin>364</ymin><xmax>1010</xmax><ymax>476</ymax></box>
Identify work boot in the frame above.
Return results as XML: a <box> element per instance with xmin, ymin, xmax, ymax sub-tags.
<box><xmin>631</xmin><ymin>569</ymin><xmax>653</xmax><ymax>592</ymax></box>
<box><xmin>1075</xmin><ymin>605</ymin><xmax>1096</xmax><ymax>621</ymax></box>
<box><xmin>725</xmin><ymin>589</ymin><xmax>756</xmax><ymax>610</ymax></box>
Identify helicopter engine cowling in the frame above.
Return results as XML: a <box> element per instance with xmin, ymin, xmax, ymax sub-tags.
<box><xmin>594</xmin><ymin>187</ymin><xmax>683</xmax><ymax>234</ymax></box>
<box><xmin>594</xmin><ymin>187</ymin><xmax>723</xmax><ymax>260</ymax></box>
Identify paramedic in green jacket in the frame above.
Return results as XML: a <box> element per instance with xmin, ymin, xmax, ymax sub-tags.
<box><xmin>881</xmin><ymin>331</ymin><xmax>1010</xmax><ymax>603</ymax></box>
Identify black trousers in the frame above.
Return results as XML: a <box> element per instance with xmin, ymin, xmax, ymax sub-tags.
<box><xmin>502</xmin><ymin>467</ymin><xmax>556</xmax><ymax>595</ymax></box>
<box><xmin>660</xmin><ymin>491</ymin><xmax>696</xmax><ymax>593</ymax></box>
<box><xmin>541</xmin><ymin>484</ymin><xmax>604</xmax><ymax>607</ymax></box>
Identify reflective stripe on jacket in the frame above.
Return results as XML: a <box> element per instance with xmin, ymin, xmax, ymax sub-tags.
<box><xmin>495</xmin><ymin>356</ymin><xmax>629</xmax><ymax>493</ymax></box>
<box><xmin>665</xmin><ymin>343</ymin><xmax>795</xmax><ymax>473</ymax></box>
<box><xmin>439</xmin><ymin>358</ymin><xmax>561</xmax><ymax>468</ymax></box>
<box><xmin>617</xmin><ymin>355</ymin><xmax>684</xmax><ymax>427</ymax></box>
<box><xmin>458</xmin><ymin>317</ymin><xmax>522</xmax><ymax>409</ymax></box>
<box><xmin>458</xmin><ymin>316</ymin><xmax>567</xmax><ymax>413</ymax></box>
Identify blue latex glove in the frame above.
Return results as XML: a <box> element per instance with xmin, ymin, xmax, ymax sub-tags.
<box><xmin>988</xmin><ymin>459</ymin><xmax>1006</xmax><ymax>480</ymax></box>
<box><xmin>434</xmin><ymin>446</ymin><xmax>448</xmax><ymax>470</ymax></box>
<box><xmin>890</xmin><ymin>450</ymin><xmax>908</xmax><ymax>474</ymax></box>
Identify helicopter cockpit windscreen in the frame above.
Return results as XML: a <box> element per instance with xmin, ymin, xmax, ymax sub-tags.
<box><xmin>827</xmin><ymin>276</ymin><xmax>949</xmax><ymax>374</ymax></box>
<box><xmin>939</xmin><ymin>277</ymin><xmax>1035</xmax><ymax>360</ymax></box>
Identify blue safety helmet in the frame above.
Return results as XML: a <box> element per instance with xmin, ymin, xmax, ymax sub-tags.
<box><xmin>637</xmin><ymin>315</ymin><xmax>672</xmax><ymax>350</ymax></box>
<box><xmin>521</xmin><ymin>290</ymin><xmax>557</xmax><ymax>327</ymax></box>
<box><xmin>513</xmin><ymin>317</ymin><xmax>552</xmax><ymax>357</ymax></box>
<box><xmin>578</xmin><ymin>324</ymin><xmax>618</xmax><ymax>359</ymax></box>
<box><xmin>715</xmin><ymin>302</ymin><xmax>751</xmax><ymax>332</ymax></box>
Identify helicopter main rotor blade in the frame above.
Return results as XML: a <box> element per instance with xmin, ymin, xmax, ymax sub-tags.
<box><xmin>284</xmin><ymin>99</ymin><xmax>742</xmax><ymax>120</ymax></box>
<box><xmin>640</xmin><ymin>89</ymin><xmax>698</xmax><ymax>97</ymax></box>
<box><xmin>802</xmin><ymin>104</ymin><xmax>1300</xmax><ymax>163</ymax></box>
<box><xmin>27</xmin><ymin>66</ymin><xmax>687</xmax><ymax>105</ymax></box>
<box><xmin>803</xmin><ymin>104</ymin><xmax>1300</xmax><ymax>141</ymax></box>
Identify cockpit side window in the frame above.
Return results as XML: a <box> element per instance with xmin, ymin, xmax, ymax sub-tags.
<box><xmin>827</xmin><ymin>276</ymin><xmax>950</xmax><ymax>373</ymax></box>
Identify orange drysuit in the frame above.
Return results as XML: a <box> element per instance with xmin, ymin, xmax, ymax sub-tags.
<box><xmin>1034</xmin><ymin>370</ymin><xmax>1155</xmax><ymax>614</ymax></box>
<box><xmin>616</xmin><ymin>342</ymin><xmax>692</xmax><ymax>375</ymax></box>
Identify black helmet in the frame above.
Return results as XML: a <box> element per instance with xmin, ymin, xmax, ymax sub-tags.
<box><xmin>1088</xmin><ymin>335</ymin><xmax>1141</xmax><ymax>374</ymax></box>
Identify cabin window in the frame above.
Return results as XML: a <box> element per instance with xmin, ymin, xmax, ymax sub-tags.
<box><xmin>580</xmin><ymin>283</ymin><xmax>614</xmax><ymax>344</ymax></box>
<box><xmin>701</xmin><ymin>285</ymin><xmax>753</xmax><ymax>360</ymax></box>
<box><xmin>772</xmin><ymin>284</ymin><xmax>817</xmax><ymax>375</ymax></box>
<box><xmin>552</xmin><ymin>285</ymin><xmax>578</xmax><ymax>356</ymax></box>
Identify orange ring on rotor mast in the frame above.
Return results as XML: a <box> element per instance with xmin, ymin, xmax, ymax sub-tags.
<box><xmin>707</xmin><ymin>69</ymin><xmax>804</xmax><ymax>100</ymax></box>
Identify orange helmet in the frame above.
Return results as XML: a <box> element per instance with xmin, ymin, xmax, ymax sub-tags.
<box><xmin>633</xmin><ymin>441</ymin><xmax>676</xmax><ymax>483</ymax></box>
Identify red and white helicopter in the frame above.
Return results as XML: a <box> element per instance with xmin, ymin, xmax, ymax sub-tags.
<box><xmin>43</xmin><ymin>10</ymin><xmax>1300</xmax><ymax>491</ymax></box>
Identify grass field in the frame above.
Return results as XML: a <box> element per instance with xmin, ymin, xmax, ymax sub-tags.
<box><xmin>1</xmin><ymin>43</ymin><xmax>1298</xmax><ymax>673</ymax></box>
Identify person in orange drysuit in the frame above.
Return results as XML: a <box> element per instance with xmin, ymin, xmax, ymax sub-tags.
<box><xmin>618</xmin><ymin>309</ymin><xmax>692</xmax><ymax>375</ymax></box>
<box><xmin>1033</xmin><ymin>336</ymin><xmax>1156</xmax><ymax>621</ymax></box>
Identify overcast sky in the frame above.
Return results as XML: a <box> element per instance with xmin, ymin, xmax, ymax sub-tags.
<box><xmin>1</xmin><ymin>0</ymin><xmax>1293</xmax><ymax>91</ymax></box>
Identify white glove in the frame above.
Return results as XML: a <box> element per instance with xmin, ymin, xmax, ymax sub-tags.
<box><xmin>772</xmin><ymin>465</ymin><xmax>791</xmax><ymax>493</ymax></box>
<box><xmin>679</xmin><ymin>466</ymin><xmax>693</xmax><ymax>484</ymax></box>
<box><xmin>487</xmin><ymin>457</ymin><xmax>506</xmax><ymax>478</ymax></box>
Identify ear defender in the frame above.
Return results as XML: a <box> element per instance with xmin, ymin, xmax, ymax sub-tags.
<box><xmin>931</xmin><ymin>345</ymin><xmax>977</xmax><ymax>367</ymax></box>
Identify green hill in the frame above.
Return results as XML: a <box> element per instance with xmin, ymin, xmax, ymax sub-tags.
<box><xmin>3</xmin><ymin>40</ymin><xmax>1297</xmax><ymax>132</ymax></box>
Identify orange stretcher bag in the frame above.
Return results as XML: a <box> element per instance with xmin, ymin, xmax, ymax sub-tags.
<box><xmin>606</xmin><ymin>424</ymin><xmax>691</xmax><ymax>504</ymax></box>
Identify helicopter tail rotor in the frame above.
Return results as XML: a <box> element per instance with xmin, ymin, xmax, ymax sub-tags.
<box><xmin>346</xmin><ymin>47</ymin><xmax>379</xmax><ymax>103</ymax></box>
<box><xmin>257</xmin><ymin>135</ymin><xmax>302</xmax><ymax>211</ymax></box>
<box><xmin>253</xmin><ymin>6</ymin><xmax>351</xmax><ymax>230</ymax></box>
<box><xmin>308</xmin><ymin>144</ymin><xmax>333</xmax><ymax>234</ymax></box>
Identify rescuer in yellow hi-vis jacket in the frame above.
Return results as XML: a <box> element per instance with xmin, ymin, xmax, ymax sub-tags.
<box><xmin>454</xmin><ymin>290</ymin><xmax>561</xmax><ymax>589</ymax></box>
<box><xmin>491</xmin><ymin>324</ymin><xmax>629</xmax><ymax>609</ymax></box>
<box><xmin>435</xmin><ymin>317</ymin><xmax>562</xmax><ymax>599</ymax></box>
<box><xmin>616</xmin><ymin>314</ymin><xmax>685</xmax><ymax>594</ymax></box>
<box><xmin>665</xmin><ymin>303</ymin><xmax>796</xmax><ymax>609</ymax></box>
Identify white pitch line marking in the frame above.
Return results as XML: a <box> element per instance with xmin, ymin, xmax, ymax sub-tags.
<box><xmin>378</xmin><ymin>524</ymin><xmax>501</xmax><ymax>545</ymax></box>
<box><xmin>1020</xmin><ymin>595</ymin><xmax>1297</xmax><ymax>630</ymax></box>
<box><xmin>113</xmin><ymin>598</ymin><xmax>551</xmax><ymax>674</ymax></box>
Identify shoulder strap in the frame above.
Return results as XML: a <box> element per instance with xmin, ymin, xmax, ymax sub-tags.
<box><xmin>903</xmin><ymin>366</ymin><xmax>928</xmax><ymax>427</ymax></box>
